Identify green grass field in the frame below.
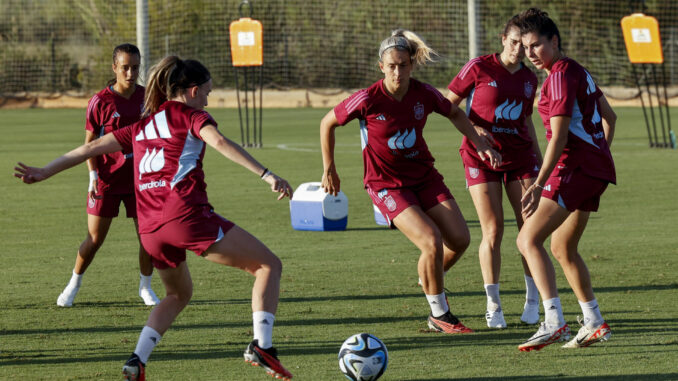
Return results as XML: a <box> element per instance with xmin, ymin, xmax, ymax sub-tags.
<box><xmin>1</xmin><ymin>106</ymin><xmax>677</xmax><ymax>380</ymax></box>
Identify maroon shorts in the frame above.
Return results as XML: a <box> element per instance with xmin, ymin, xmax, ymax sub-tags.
<box><xmin>140</xmin><ymin>206</ymin><xmax>235</xmax><ymax>269</ymax></box>
<box><xmin>541</xmin><ymin>168</ymin><xmax>609</xmax><ymax>212</ymax></box>
<box><xmin>86</xmin><ymin>192</ymin><xmax>136</xmax><ymax>218</ymax></box>
<box><xmin>462</xmin><ymin>150</ymin><xmax>540</xmax><ymax>187</ymax></box>
<box><xmin>367</xmin><ymin>177</ymin><xmax>454</xmax><ymax>227</ymax></box>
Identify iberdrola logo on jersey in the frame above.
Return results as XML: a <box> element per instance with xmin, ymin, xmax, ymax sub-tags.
<box><xmin>388</xmin><ymin>129</ymin><xmax>417</xmax><ymax>150</ymax></box>
<box><xmin>494</xmin><ymin>99</ymin><xmax>523</xmax><ymax>121</ymax></box>
<box><xmin>138</xmin><ymin>147</ymin><xmax>165</xmax><ymax>179</ymax></box>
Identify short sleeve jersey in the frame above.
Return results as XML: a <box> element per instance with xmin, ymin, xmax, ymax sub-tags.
<box><xmin>448</xmin><ymin>54</ymin><xmax>539</xmax><ymax>169</ymax></box>
<box><xmin>333</xmin><ymin>79</ymin><xmax>452</xmax><ymax>189</ymax></box>
<box><xmin>112</xmin><ymin>101</ymin><xmax>217</xmax><ymax>234</ymax></box>
<box><xmin>537</xmin><ymin>58</ymin><xmax>615</xmax><ymax>183</ymax></box>
<box><xmin>85</xmin><ymin>85</ymin><xmax>145</xmax><ymax>194</ymax></box>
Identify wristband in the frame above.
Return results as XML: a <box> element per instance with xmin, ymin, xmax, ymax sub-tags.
<box><xmin>88</xmin><ymin>170</ymin><xmax>98</xmax><ymax>192</ymax></box>
<box><xmin>260</xmin><ymin>167</ymin><xmax>269</xmax><ymax>178</ymax></box>
<box><xmin>261</xmin><ymin>169</ymin><xmax>272</xmax><ymax>180</ymax></box>
<box><xmin>534</xmin><ymin>184</ymin><xmax>545</xmax><ymax>190</ymax></box>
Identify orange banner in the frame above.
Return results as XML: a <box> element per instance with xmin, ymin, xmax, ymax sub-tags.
<box><xmin>229</xmin><ymin>17</ymin><xmax>263</xmax><ymax>66</ymax></box>
<box><xmin>621</xmin><ymin>13</ymin><xmax>663</xmax><ymax>64</ymax></box>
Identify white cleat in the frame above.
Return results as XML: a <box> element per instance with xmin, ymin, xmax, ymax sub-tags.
<box><xmin>139</xmin><ymin>287</ymin><xmax>160</xmax><ymax>306</ymax></box>
<box><xmin>521</xmin><ymin>303</ymin><xmax>540</xmax><ymax>325</ymax></box>
<box><xmin>485</xmin><ymin>309</ymin><xmax>507</xmax><ymax>329</ymax></box>
<box><xmin>56</xmin><ymin>286</ymin><xmax>79</xmax><ymax>307</ymax></box>
<box><xmin>563</xmin><ymin>317</ymin><xmax>611</xmax><ymax>348</ymax></box>
<box><xmin>518</xmin><ymin>322</ymin><xmax>570</xmax><ymax>351</ymax></box>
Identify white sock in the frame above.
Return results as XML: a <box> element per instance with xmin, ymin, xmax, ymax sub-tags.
<box><xmin>524</xmin><ymin>275</ymin><xmax>539</xmax><ymax>306</ymax></box>
<box><xmin>253</xmin><ymin>311</ymin><xmax>275</xmax><ymax>349</ymax></box>
<box><xmin>484</xmin><ymin>283</ymin><xmax>501</xmax><ymax>312</ymax></box>
<box><xmin>134</xmin><ymin>326</ymin><xmax>162</xmax><ymax>364</ymax></box>
<box><xmin>68</xmin><ymin>271</ymin><xmax>83</xmax><ymax>289</ymax></box>
<box><xmin>139</xmin><ymin>273</ymin><xmax>152</xmax><ymax>289</ymax></box>
<box><xmin>579</xmin><ymin>299</ymin><xmax>604</xmax><ymax>327</ymax></box>
<box><xmin>425</xmin><ymin>293</ymin><xmax>449</xmax><ymax>317</ymax></box>
<box><xmin>543</xmin><ymin>297</ymin><xmax>565</xmax><ymax>327</ymax></box>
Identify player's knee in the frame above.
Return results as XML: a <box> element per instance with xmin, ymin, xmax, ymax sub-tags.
<box><xmin>550</xmin><ymin>242</ymin><xmax>575</xmax><ymax>263</ymax></box>
<box><xmin>257</xmin><ymin>254</ymin><xmax>283</xmax><ymax>279</ymax></box>
<box><xmin>481</xmin><ymin>224</ymin><xmax>503</xmax><ymax>246</ymax></box>
<box><xmin>516</xmin><ymin>232</ymin><xmax>531</xmax><ymax>256</ymax></box>
<box><xmin>175</xmin><ymin>286</ymin><xmax>193</xmax><ymax>306</ymax></box>
<box><xmin>86</xmin><ymin>233</ymin><xmax>105</xmax><ymax>249</ymax></box>
<box><xmin>419</xmin><ymin>231</ymin><xmax>443</xmax><ymax>258</ymax></box>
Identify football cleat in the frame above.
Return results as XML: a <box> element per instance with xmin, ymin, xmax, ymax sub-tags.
<box><xmin>427</xmin><ymin>311</ymin><xmax>474</xmax><ymax>334</ymax></box>
<box><xmin>485</xmin><ymin>309</ymin><xmax>507</xmax><ymax>329</ymax></box>
<box><xmin>520</xmin><ymin>303</ymin><xmax>540</xmax><ymax>325</ymax></box>
<box><xmin>562</xmin><ymin>317</ymin><xmax>611</xmax><ymax>348</ymax></box>
<box><xmin>519</xmin><ymin>322</ymin><xmax>570</xmax><ymax>352</ymax></box>
<box><xmin>56</xmin><ymin>286</ymin><xmax>80</xmax><ymax>307</ymax></box>
<box><xmin>139</xmin><ymin>287</ymin><xmax>160</xmax><ymax>306</ymax></box>
<box><xmin>122</xmin><ymin>353</ymin><xmax>145</xmax><ymax>381</ymax></box>
<box><xmin>244</xmin><ymin>340</ymin><xmax>293</xmax><ymax>380</ymax></box>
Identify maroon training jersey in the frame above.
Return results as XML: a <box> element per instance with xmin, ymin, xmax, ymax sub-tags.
<box><xmin>537</xmin><ymin>58</ymin><xmax>615</xmax><ymax>183</ymax></box>
<box><xmin>85</xmin><ymin>85</ymin><xmax>145</xmax><ymax>194</ymax></box>
<box><xmin>334</xmin><ymin>78</ymin><xmax>452</xmax><ymax>189</ymax></box>
<box><xmin>448</xmin><ymin>53</ymin><xmax>539</xmax><ymax>170</ymax></box>
<box><xmin>112</xmin><ymin>101</ymin><xmax>217</xmax><ymax>234</ymax></box>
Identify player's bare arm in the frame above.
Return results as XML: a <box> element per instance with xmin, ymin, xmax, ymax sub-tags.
<box><xmin>320</xmin><ymin>109</ymin><xmax>341</xmax><ymax>196</ymax></box>
<box><xmin>15</xmin><ymin>133</ymin><xmax>123</xmax><ymax>184</ymax></box>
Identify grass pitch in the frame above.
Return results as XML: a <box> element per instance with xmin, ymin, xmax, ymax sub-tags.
<box><xmin>1</xmin><ymin>106</ymin><xmax>677</xmax><ymax>380</ymax></box>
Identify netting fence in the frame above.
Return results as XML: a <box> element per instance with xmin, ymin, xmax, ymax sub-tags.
<box><xmin>1</xmin><ymin>0</ymin><xmax>677</xmax><ymax>98</ymax></box>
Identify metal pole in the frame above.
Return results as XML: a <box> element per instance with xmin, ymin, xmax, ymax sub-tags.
<box><xmin>467</xmin><ymin>0</ymin><xmax>480</xmax><ymax>59</ymax></box>
<box><xmin>136</xmin><ymin>0</ymin><xmax>150</xmax><ymax>85</ymax></box>
<box><xmin>252</xmin><ymin>66</ymin><xmax>258</xmax><ymax>147</ymax></box>
<box><xmin>631</xmin><ymin>64</ymin><xmax>653</xmax><ymax>148</ymax></box>
<box><xmin>660</xmin><ymin>64</ymin><xmax>673</xmax><ymax>148</ymax></box>
<box><xmin>259</xmin><ymin>65</ymin><xmax>263</xmax><ymax>147</ymax></box>
<box><xmin>234</xmin><ymin>68</ymin><xmax>245</xmax><ymax>146</ymax></box>
<box><xmin>643</xmin><ymin>64</ymin><xmax>659</xmax><ymax>147</ymax></box>
<box><xmin>244</xmin><ymin>66</ymin><xmax>251</xmax><ymax>147</ymax></box>
<box><xmin>650</xmin><ymin>65</ymin><xmax>668</xmax><ymax>147</ymax></box>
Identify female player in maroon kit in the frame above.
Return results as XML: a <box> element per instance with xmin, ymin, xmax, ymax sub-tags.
<box><xmin>321</xmin><ymin>29</ymin><xmax>501</xmax><ymax>334</ymax></box>
<box><xmin>15</xmin><ymin>56</ymin><xmax>294</xmax><ymax>380</ymax></box>
<box><xmin>516</xmin><ymin>8</ymin><xmax>616</xmax><ymax>351</ymax></box>
<box><xmin>57</xmin><ymin>43</ymin><xmax>160</xmax><ymax>307</ymax></box>
<box><xmin>446</xmin><ymin>15</ymin><xmax>542</xmax><ymax>328</ymax></box>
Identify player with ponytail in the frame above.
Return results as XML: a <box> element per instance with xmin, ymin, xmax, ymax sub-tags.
<box><xmin>15</xmin><ymin>55</ymin><xmax>294</xmax><ymax>380</ymax></box>
<box><xmin>321</xmin><ymin>29</ymin><xmax>501</xmax><ymax>334</ymax></box>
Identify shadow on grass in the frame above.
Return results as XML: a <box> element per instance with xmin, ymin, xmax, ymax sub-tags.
<box><xmin>405</xmin><ymin>375</ymin><xmax>678</xmax><ymax>381</ymax></box>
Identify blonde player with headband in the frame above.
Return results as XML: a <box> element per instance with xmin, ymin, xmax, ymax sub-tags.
<box><xmin>320</xmin><ymin>29</ymin><xmax>501</xmax><ymax>334</ymax></box>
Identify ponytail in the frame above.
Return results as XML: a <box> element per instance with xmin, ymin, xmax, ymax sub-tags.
<box><xmin>378</xmin><ymin>29</ymin><xmax>438</xmax><ymax>66</ymax></box>
<box><xmin>142</xmin><ymin>56</ymin><xmax>211</xmax><ymax>117</ymax></box>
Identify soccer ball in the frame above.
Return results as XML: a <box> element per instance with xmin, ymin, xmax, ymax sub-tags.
<box><xmin>338</xmin><ymin>333</ymin><xmax>388</xmax><ymax>381</ymax></box>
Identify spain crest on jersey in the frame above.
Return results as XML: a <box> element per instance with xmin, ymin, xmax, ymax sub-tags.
<box><xmin>524</xmin><ymin>82</ymin><xmax>534</xmax><ymax>98</ymax></box>
<box><xmin>414</xmin><ymin>102</ymin><xmax>425</xmax><ymax>120</ymax></box>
